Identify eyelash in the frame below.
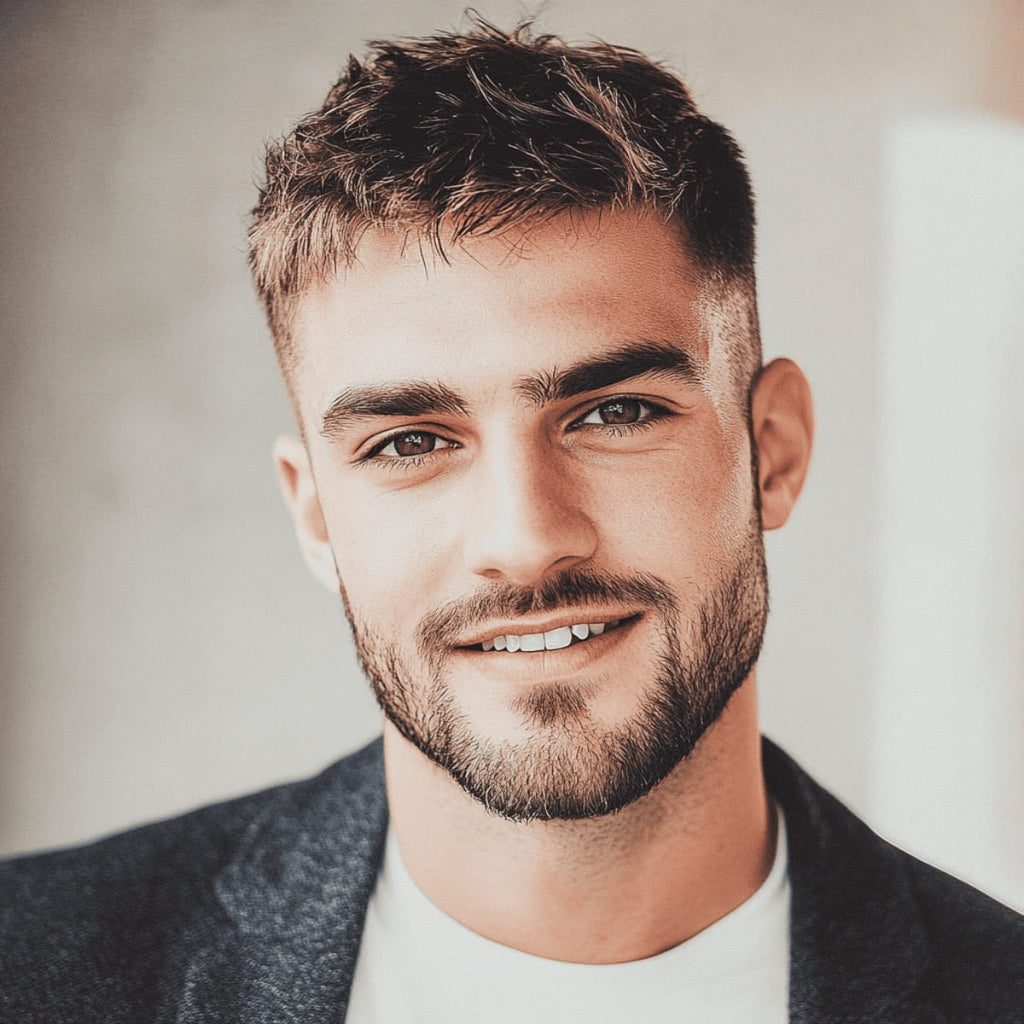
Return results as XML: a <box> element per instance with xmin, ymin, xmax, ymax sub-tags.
<box><xmin>358</xmin><ymin>434</ymin><xmax>459</xmax><ymax>473</ymax></box>
<box><xmin>569</xmin><ymin>396</ymin><xmax>671</xmax><ymax>436</ymax></box>
<box><xmin>358</xmin><ymin>396</ymin><xmax>672</xmax><ymax>470</ymax></box>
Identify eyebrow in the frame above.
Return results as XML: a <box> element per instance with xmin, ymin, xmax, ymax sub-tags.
<box><xmin>320</xmin><ymin>381</ymin><xmax>469</xmax><ymax>438</ymax></box>
<box><xmin>515</xmin><ymin>340</ymin><xmax>706</xmax><ymax>406</ymax></box>
<box><xmin>319</xmin><ymin>339</ymin><xmax>704</xmax><ymax>438</ymax></box>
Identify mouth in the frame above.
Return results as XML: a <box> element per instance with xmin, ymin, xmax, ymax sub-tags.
<box><xmin>468</xmin><ymin>615</ymin><xmax>638</xmax><ymax>653</ymax></box>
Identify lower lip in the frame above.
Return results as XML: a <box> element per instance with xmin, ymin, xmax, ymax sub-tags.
<box><xmin>452</xmin><ymin>616</ymin><xmax>642</xmax><ymax>683</ymax></box>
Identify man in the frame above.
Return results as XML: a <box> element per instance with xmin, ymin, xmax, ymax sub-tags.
<box><xmin>2</xmin><ymin>19</ymin><xmax>1021</xmax><ymax>1023</ymax></box>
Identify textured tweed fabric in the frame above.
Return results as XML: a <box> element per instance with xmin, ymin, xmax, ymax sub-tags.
<box><xmin>2</xmin><ymin>738</ymin><xmax>1021</xmax><ymax>1022</ymax></box>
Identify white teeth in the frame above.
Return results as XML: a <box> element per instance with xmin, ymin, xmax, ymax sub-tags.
<box><xmin>480</xmin><ymin>619</ymin><xmax>624</xmax><ymax>651</ymax></box>
<box><xmin>544</xmin><ymin>626</ymin><xmax>573</xmax><ymax>650</ymax></box>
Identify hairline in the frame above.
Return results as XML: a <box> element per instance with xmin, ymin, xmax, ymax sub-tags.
<box><xmin>271</xmin><ymin>206</ymin><xmax>760</xmax><ymax>415</ymax></box>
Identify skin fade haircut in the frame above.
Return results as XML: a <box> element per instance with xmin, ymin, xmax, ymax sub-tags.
<box><xmin>252</xmin><ymin>20</ymin><xmax>773</xmax><ymax>821</ymax></box>
<box><xmin>248</xmin><ymin>19</ymin><xmax>761</xmax><ymax>399</ymax></box>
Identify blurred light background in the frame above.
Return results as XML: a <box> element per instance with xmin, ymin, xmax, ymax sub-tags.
<box><xmin>1</xmin><ymin>0</ymin><xmax>1022</xmax><ymax>910</ymax></box>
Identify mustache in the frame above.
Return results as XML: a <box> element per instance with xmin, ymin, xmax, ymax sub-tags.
<box><xmin>415</xmin><ymin>568</ymin><xmax>678</xmax><ymax>653</ymax></box>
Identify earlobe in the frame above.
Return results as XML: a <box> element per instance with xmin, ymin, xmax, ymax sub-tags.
<box><xmin>750</xmin><ymin>358</ymin><xmax>814</xmax><ymax>530</ymax></box>
<box><xmin>273</xmin><ymin>435</ymin><xmax>340</xmax><ymax>594</ymax></box>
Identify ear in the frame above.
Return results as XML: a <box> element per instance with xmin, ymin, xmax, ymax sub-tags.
<box><xmin>750</xmin><ymin>358</ymin><xmax>814</xmax><ymax>530</ymax></box>
<box><xmin>273</xmin><ymin>435</ymin><xmax>340</xmax><ymax>594</ymax></box>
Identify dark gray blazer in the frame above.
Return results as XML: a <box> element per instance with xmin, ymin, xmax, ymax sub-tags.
<box><xmin>2</xmin><ymin>739</ymin><xmax>1022</xmax><ymax>1022</ymax></box>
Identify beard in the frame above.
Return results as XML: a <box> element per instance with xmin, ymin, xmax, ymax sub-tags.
<box><xmin>341</xmin><ymin>523</ymin><xmax>768</xmax><ymax>823</ymax></box>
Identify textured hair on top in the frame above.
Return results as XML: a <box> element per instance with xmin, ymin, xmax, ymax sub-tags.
<box><xmin>250</xmin><ymin>18</ymin><xmax>760</xmax><ymax>389</ymax></box>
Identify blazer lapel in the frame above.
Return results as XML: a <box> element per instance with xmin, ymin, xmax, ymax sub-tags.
<box><xmin>176</xmin><ymin>735</ymin><xmax>948</xmax><ymax>1022</ymax></box>
<box><xmin>765</xmin><ymin>740</ymin><xmax>945</xmax><ymax>1024</ymax></box>
<box><xmin>176</xmin><ymin>740</ymin><xmax>388</xmax><ymax>1024</ymax></box>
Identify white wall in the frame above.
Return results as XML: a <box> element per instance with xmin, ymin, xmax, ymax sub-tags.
<box><xmin>871</xmin><ymin>117</ymin><xmax>1024</xmax><ymax>909</ymax></box>
<box><xmin>2</xmin><ymin>0</ymin><xmax>1020</xmax><ymax>907</ymax></box>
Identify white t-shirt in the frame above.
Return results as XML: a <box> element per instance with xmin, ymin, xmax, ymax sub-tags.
<box><xmin>348</xmin><ymin>808</ymin><xmax>789</xmax><ymax>1023</ymax></box>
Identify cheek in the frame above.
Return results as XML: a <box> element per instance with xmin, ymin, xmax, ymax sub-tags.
<box><xmin>595</xmin><ymin>429</ymin><xmax>753</xmax><ymax>565</ymax></box>
<box><xmin>324</xmin><ymin>482</ymin><xmax>463</xmax><ymax>619</ymax></box>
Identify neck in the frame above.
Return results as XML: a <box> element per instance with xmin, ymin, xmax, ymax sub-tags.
<box><xmin>383</xmin><ymin>677</ymin><xmax>772</xmax><ymax>964</ymax></box>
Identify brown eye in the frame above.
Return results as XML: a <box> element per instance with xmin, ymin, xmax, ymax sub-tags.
<box><xmin>375</xmin><ymin>431</ymin><xmax>457</xmax><ymax>459</ymax></box>
<box><xmin>392</xmin><ymin>432</ymin><xmax>437</xmax><ymax>456</ymax></box>
<box><xmin>590</xmin><ymin>399</ymin><xmax>644</xmax><ymax>425</ymax></box>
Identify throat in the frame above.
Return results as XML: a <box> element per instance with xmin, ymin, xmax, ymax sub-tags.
<box><xmin>381</xmin><ymin>679</ymin><xmax>772</xmax><ymax>963</ymax></box>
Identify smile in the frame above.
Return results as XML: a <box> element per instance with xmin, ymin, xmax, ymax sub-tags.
<box><xmin>478</xmin><ymin>619</ymin><xmax>626</xmax><ymax>653</ymax></box>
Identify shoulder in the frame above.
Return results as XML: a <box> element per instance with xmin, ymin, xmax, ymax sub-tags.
<box><xmin>0</xmin><ymin>738</ymin><xmax>385</xmax><ymax>1022</ymax></box>
<box><xmin>765</xmin><ymin>738</ymin><xmax>1024</xmax><ymax>1020</ymax></box>
<box><xmin>896</xmin><ymin>839</ymin><xmax>1024</xmax><ymax>1011</ymax></box>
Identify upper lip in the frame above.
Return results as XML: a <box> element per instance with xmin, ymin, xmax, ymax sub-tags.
<box><xmin>455</xmin><ymin>610</ymin><xmax>641</xmax><ymax>648</ymax></box>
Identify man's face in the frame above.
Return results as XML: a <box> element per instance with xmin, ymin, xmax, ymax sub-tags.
<box><xmin>287</xmin><ymin>210</ymin><xmax>768</xmax><ymax>821</ymax></box>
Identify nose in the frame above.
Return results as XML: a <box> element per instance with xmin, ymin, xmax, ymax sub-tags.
<box><xmin>462</xmin><ymin>442</ymin><xmax>598</xmax><ymax>585</ymax></box>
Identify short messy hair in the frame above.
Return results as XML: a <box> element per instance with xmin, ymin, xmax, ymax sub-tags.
<box><xmin>249</xmin><ymin>19</ymin><xmax>761</xmax><ymax>396</ymax></box>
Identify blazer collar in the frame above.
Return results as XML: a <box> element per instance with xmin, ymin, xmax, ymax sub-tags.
<box><xmin>765</xmin><ymin>739</ymin><xmax>942</xmax><ymax>1023</ymax></box>
<box><xmin>176</xmin><ymin>739</ymin><xmax>388</xmax><ymax>1024</ymax></box>
<box><xmin>177</xmin><ymin>737</ymin><xmax>943</xmax><ymax>1023</ymax></box>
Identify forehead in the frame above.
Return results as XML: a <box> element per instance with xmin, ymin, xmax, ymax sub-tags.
<box><xmin>289</xmin><ymin>210</ymin><xmax>708</xmax><ymax>415</ymax></box>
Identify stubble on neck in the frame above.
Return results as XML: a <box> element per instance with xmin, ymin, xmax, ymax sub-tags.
<box><xmin>383</xmin><ymin>675</ymin><xmax>773</xmax><ymax>964</ymax></box>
